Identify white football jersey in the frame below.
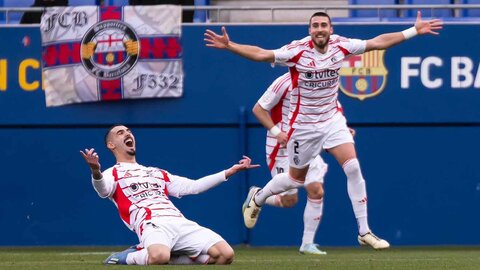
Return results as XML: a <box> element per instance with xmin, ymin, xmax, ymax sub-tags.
<box><xmin>257</xmin><ymin>72</ymin><xmax>291</xmax><ymax>169</ymax></box>
<box><xmin>273</xmin><ymin>35</ymin><xmax>366</xmax><ymax>129</ymax></box>
<box><xmin>258</xmin><ymin>72</ymin><xmax>345</xmax><ymax>171</ymax></box>
<box><xmin>98</xmin><ymin>162</ymin><xmax>212</xmax><ymax>236</ymax></box>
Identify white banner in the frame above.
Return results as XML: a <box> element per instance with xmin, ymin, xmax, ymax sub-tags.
<box><xmin>40</xmin><ymin>5</ymin><xmax>183</xmax><ymax>107</ymax></box>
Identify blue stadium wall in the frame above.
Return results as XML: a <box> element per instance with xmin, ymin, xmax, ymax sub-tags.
<box><xmin>0</xmin><ymin>24</ymin><xmax>479</xmax><ymax>247</ymax></box>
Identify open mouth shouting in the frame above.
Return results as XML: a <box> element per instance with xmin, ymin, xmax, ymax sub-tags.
<box><xmin>124</xmin><ymin>136</ymin><xmax>135</xmax><ymax>148</ymax></box>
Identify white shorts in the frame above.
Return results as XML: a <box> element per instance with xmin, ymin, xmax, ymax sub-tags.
<box><xmin>288</xmin><ymin>114</ymin><xmax>353</xmax><ymax>169</ymax></box>
<box><xmin>268</xmin><ymin>155</ymin><xmax>328</xmax><ymax>196</ymax></box>
<box><xmin>139</xmin><ymin>217</ymin><xmax>225</xmax><ymax>257</ymax></box>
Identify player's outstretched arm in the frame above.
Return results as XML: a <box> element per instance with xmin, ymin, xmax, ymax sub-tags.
<box><xmin>167</xmin><ymin>156</ymin><xmax>260</xmax><ymax>197</ymax></box>
<box><xmin>204</xmin><ymin>26</ymin><xmax>275</xmax><ymax>62</ymax></box>
<box><xmin>80</xmin><ymin>148</ymin><xmax>102</xmax><ymax>180</ymax></box>
<box><xmin>365</xmin><ymin>11</ymin><xmax>443</xmax><ymax>52</ymax></box>
<box><xmin>225</xmin><ymin>155</ymin><xmax>260</xmax><ymax>178</ymax></box>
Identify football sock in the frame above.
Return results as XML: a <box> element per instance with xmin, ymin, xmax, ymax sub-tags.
<box><xmin>265</xmin><ymin>194</ymin><xmax>283</xmax><ymax>207</ymax></box>
<box><xmin>126</xmin><ymin>249</ymin><xmax>148</xmax><ymax>265</ymax></box>
<box><xmin>302</xmin><ymin>197</ymin><xmax>324</xmax><ymax>245</ymax></box>
<box><xmin>254</xmin><ymin>172</ymin><xmax>303</xmax><ymax>205</ymax></box>
<box><xmin>343</xmin><ymin>158</ymin><xmax>370</xmax><ymax>236</ymax></box>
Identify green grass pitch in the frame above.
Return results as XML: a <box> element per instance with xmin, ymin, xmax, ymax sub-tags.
<box><xmin>0</xmin><ymin>246</ymin><xmax>479</xmax><ymax>269</ymax></box>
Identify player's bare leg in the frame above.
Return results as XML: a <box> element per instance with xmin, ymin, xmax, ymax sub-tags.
<box><xmin>328</xmin><ymin>143</ymin><xmax>389</xmax><ymax>250</ymax></box>
<box><xmin>206</xmin><ymin>241</ymin><xmax>235</xmax><ymax>264</ymax></box>
<box><xmin>265</xmin><ymin>190</ymin><xmax>298</xmax><ymax>207</ymax></box>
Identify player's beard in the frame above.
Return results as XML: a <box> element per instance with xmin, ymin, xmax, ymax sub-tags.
<box><xmin>127</xmin><ymin>149</ymin><xmax>136</xmax><ymax>156</ymax></box>
<box><xmin>313</xmin><ymin>35</ymin><xmax>330</xmax><ymax>51</ymax></box>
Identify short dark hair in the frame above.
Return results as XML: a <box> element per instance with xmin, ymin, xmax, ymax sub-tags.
<box><xmin>309</xmin><ymin>12</ymin><xmax>331</xmax><ymax>25</ymax></box>
<box><xmin>104</xmin><ymin>124</ymin><xmax>124</xmax><ymax>146</ymax></box>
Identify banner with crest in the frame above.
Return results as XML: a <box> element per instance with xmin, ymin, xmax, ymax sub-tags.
<box><xmin>40</xmin><ymin>5</ymin><xmax>183</xmax><ymax>107</ymax></box>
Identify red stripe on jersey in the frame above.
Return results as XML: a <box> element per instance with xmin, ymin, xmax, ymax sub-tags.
<box><xmin>134</xmin><ymin>208</ymin><xmax>145</xmax><ymax>224</ymax></box>
<box><xmin>297</xmin><ymin>106</ymin><xmax>337</xmax><ymax>116</ymax></box>
<box><xmin>272</xmin><ymin>74</ymin><xmax>290</xmax><ymax>94</ymax></box>
<box><xmin>294</xmin><ymin>112</ymin><xmax>338</xmax><ymax>124</ymax></box>
<box><xmin>338</xmin><ymin>45</ymin><xmax>350</xmax><ymax>56</ymax></box>
<box><xmin>289</xmin><ymin>69</ymin><xmax>301</xmax><ymax>127</ymax></box>
<box><xmin>268</xmin><ymin>144</ymin><xmax>281</xmax><ymax>171</ymax></box>
<box><xmin>289</xmin><ymin>50</ymin><xmax>306</xmax><ymax>67</ymax></box>
<box><xmin>271</xmin><ymin>89</ymin><xmax>289</xmax><ymax>125</ymax></box>
<box><xmin>113</xmin><ymin>167</ymin><xmax>119</xmax><ymax>182</ymax></box>
<box><xmin>268</xmin><ymin>126</ymin><xmax>296</xmax><ymax>171</ymax></box>
<box><xmin>113</xmin><ymin>181</ymin><xmax>132</xmax><ymax>226</ymax></box>
<box><xmin>145</xmin><ymin>208</ymin><xmax>152</xmax><ymax>222</ymax></box>
<box><xmin>267</xmin><ymin>77</ymin><xmax>290</xmax><ymax>171</ymax></box>
<box><xmin>160</xmin><ymin>170</ymin><xmax>170</xmax><ymax>182</ymax></box>
<box><xmin>336</xmin><ymin>100</ymin><xmax>344</xmax><ymax>114</ymax></box>
<box><xmin>286</xmin><ymin>40</ymin><xmax>310</xmax><ymax>50</ymax></box>
<box><xmin>160</xmin><ymin>170</ymin><xmax>170</xmax><ymax>196</ymax></box>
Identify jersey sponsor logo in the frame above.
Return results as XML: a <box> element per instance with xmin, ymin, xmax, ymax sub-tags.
<box><xmin>80</xmin><ymin>20</ymin><xmax>139</xmax><ymax>80</ymax></box>
<box><xmin>339</xmin><ymin>50</ymin><xmax>388</xmax><ymax>100</ymax></box>
<box><xmin>129</xmin><ymin>181</ymin><xmax>161</xmax><ymax>192</ymax></box>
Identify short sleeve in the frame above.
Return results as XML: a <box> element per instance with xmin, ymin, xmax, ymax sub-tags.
<box><xmin>273</xmin><ymin>47</ymin><xmax>295</xmax><ymax>67</ymax></box>
<box><xmin>257</xmin><ymin>73</ymin><xmax>291</xmax><ymax>111</ymax></box>
<box><xmin>340</xmin><ymin>38</ymin><xmax>367</xmax><ymax>56</ymax></box>
<box><xmin>272</xmin><ymin>36</ymin><xmax>310</xmax><ymax>67</ymax></box>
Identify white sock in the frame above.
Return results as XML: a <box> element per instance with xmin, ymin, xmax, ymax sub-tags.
<box><xmin>302</xmin><ymin>197</ymin><xmax>324</xmax><ymax>245</ymax></box>
<box><xmin>343</xmin><ymin>158</ymin><xmax>370</xmax><ymax>235</ymax></box>
<box><xmin>254</xmin><ymin>173</ymin><xmax>303</xmax><ymax>205</ymax></box>
<box><xmin>126</xmin><ymin>249</ymin><xmax>148</xmax><ymax>265</ymax></box>
<box><xmin>265</xmin><ymin>195</ymin><xmax>283</xmax><ymax>207</ymax></box>
<box><xmin>169</xmin><ymin>254</ymin><xmax>210</xmax><ymax>265</ymax></box>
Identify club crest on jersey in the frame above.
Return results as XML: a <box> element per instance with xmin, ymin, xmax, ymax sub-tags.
<box><xmin>293</xmin><ymin>155</ymin><xmax>300</xmax><ymax>165</ymax></box>
<box><xmin>339</xmin><ymin>50</ymin><xmax>388</xmax><ymax>101</ymax></box>
<box><xmin>80</xmin><ymin>20</ymin><xmax>139</xmax><ymax>80</ymax></box>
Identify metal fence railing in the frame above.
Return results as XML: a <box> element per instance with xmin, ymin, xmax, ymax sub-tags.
<box><xmin>1</xmin><ymin>4</ymin><xmax>479</xmax><ymax>24</ymax></box>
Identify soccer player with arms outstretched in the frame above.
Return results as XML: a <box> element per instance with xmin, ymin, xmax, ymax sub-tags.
<box><xmin>205</xmin><ymin>11</ymin><xmax>442</xmax><ymax>249</ymax></box>
<box><xmin>80</xmin><ymin>125</ymin><xmax>259</xmax><ymax>265</ymax></box>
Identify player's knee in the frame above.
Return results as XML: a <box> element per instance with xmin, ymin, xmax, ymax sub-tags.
<box><xmin>280</xmin><ymin>194</ymin><xmax>298</xmax><ymax>208</ymax></box>
<box><xmin>289</xmin><ymin>167</ymin><xmax>308</xmax><ymax>182</ymax></box>
<box><xmin>209</xmin><ymin>242</ymin><xmax>234</xmax><ymax>264</ymax></box>
<box><xmin>220</xmin><ymin>246</ymin><xmax>235</xmax><ymax>264</ymax></box>
<box><xmin>306</xmin><ymin>183</ymin><xmax>324</xmax><ymax>200</ymax></box>
<box><xmin>147</xmin><ymin>250</ymin><xmax>170</xmax><ymax>265</ymax></box>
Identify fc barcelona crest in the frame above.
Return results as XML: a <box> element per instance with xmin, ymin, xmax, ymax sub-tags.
<box><xmin>339</xmin><ymin>50</ymin><xmax>388</xmax><ymax>101</ymax></box>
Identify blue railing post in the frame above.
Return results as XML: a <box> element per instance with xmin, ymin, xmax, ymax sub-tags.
<box><xmin>238</xmin><ymin>106</ymin><xmax>251</xmax><ymax>245</ymax></box>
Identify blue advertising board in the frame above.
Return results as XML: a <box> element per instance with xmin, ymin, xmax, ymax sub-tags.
<box><xmin>1</xmin><ymin>24</ymin><xmax>480</xmax><ymax>124</ymax></box>
<box><xmin>0</xmin><ymin>24</ymin><xmax>479</xmax><ymax>247</ymax></box>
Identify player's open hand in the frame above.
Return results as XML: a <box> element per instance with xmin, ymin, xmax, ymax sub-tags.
<box><xmin>225</xmin><ymin>155</ymin><xmax>260</xmax><ymax>178</ymax></box>
<box><xmin>204</xmin><ymin>26</ymin><xmax>230</xmax><ymax>49</ymax></box>
<box><xmin>80</xmin><ymin>148</ymin><xmax>101</xmax><ymax>172</ymax></box>
<box><xmin>414</xmin><ymin>11</ymin><xmax>443</xmax><ymax>35</ymax></box>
